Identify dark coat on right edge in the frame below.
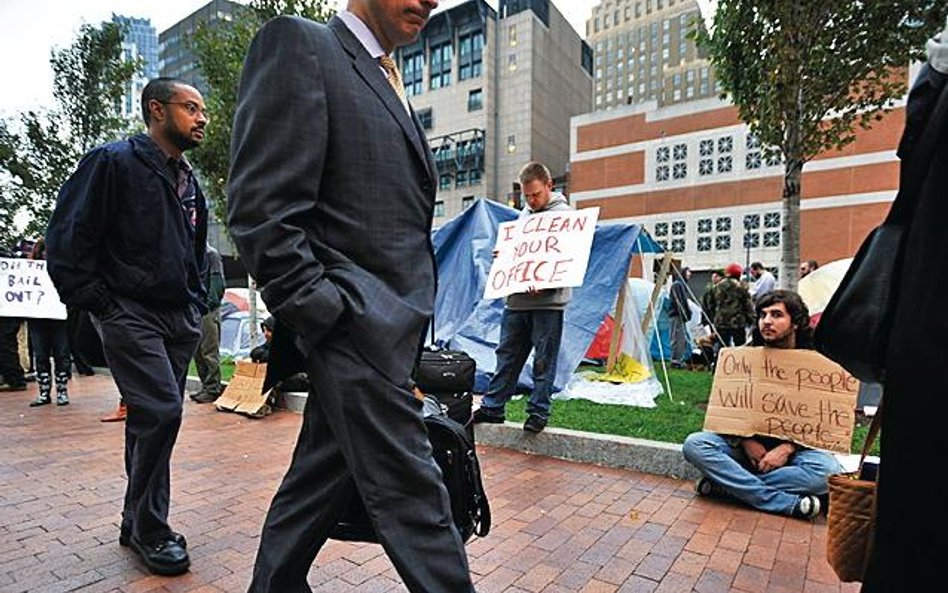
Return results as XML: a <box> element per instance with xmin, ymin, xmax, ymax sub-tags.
<box><xmin>862</xmin><ymin>64</ymin><xmax>945</xmax><ymax>593</ymax></box>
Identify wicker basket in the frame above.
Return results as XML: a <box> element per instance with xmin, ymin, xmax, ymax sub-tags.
<box><xmin>826</xmin><ymin>472</ymin><xmax>875</xmax><ymax>582</ymax></box>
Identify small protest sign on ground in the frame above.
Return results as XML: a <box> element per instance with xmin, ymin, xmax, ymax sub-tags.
<box><xmin>484</xmin><ymin>207</ymin><xmax>599</xmax><ymax>300</ymax></box>
<box><xmin>704</xmin><ymin>347</ymin><xmax>859</xmax><ymax>453</ymax></box>
<box><xmin>0</xmin><ymin>257</ymin><xmax>67</xmax><ymax>320</ymax></box>
<box><xmin>215</xmin><ymin>360</ymin><xmax>271</xmax><ymax>418</ymax></box>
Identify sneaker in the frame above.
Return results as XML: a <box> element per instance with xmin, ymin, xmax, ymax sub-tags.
<box><xmin>792</xmin><ymin>495</ymin><xmax>821</xmax><ymax>520</ymax></box>
<box><xmin>472</xmin><ymin>408</ymin><xmax>505</xmax><ymax>424</ymax></box>
<box><xmin>189</xmin><ymin>391</ymin><xmax>219</xmax><ymax>404</ymax></box>
<box><xmin>694</xmin><ymin>476</ymin><xmax>726</xmax><ymax>498</ymax></box>
<box><xmin>523</xmin><ymin>414</ymin><xmax>547</xmax><ymax>433</ymax></box>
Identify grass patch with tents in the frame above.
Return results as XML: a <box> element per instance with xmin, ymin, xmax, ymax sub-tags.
<box><xmin>502</xmin><ymin>365</ymin><xmax>881</xmax><ymax>456</ymax></box>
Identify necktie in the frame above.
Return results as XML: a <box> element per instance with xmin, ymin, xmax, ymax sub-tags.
<box><xmin>379</xmin><ymin>55</ymin><xmax>409</xmax><ymax>110</ymax></box>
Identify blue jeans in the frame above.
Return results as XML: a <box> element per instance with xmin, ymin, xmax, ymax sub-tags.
<box><xmin>682</xmin><ymin>431</ymin><xmax>843</xmax><ymax>516</ymax></box>
<box><xmin>480</xmin><ymin>309</ymin><xmax>563</xmax><ymax>421</ymax></box>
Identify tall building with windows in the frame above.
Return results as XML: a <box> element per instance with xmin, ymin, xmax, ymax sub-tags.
<box><xmin>112</xmin><ymin>15</ymin><xmax>159</xmax><ymax>119</ymax></box>
<box><xmin>569</xmin><ymin>69</ymin><xmax>916</xmax><ymax>276</ymax></box>
<box><xmin>397</xmin><ymin>0</ymin><xmax>593</xmax><ymax>224</ymax></box>
<box><xmin>158</xmin><ymin>0</ymin><xmax>241</xmax><ymax>94</ymax></box>
<box><xmin>586</xmin><ymin>0</ymin><xmax>716</xmax><ymax>110</ymax></box>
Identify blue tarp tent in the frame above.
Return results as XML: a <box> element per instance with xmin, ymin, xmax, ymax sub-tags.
<box><xmin>431</xmin><ymin>198</ymin><xmax>662</xmax><ymax>392</ymax></box>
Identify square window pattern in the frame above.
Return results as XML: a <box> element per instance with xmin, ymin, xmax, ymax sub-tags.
<box><xmin>718</xmin><ymin>155</ymin><xmax>733</xmax><ymax>173</ymax></box>
<box><xmin>764</xmin><ymin>231</ymin><xmax>780</xmax><ymax>247</ymax></box>
<box><xmin>657</xmin><ymin>239</ymin><xmax>669</xmax><ymax>250</ymax></box>
<box><xmin>764</xmin><ymin>212</ymin><xmax>781</xmax><ymax>228</ymax></box>
<box><xmin>743</xmin><ymin>233</ymin><xmax>760</xmax><ymax>248</ymax></box>
<box><xmin>656</xmin><ymin>165</ymin><xmax>669</xmax><ymax>181</ymax></box>
<box><xmin>716</xmin><ymin>217</ymin><xmax>731</xmax><ymax>232</ymax></box>
<box><xmin>673</xmin><ymin>143</ymin><xmax>687</xmax><ymax>160</ymax></box>
<box><xmin>715</xmin><ymin>235</ymin><xmax>731</xmax><ymax>250</ymax></box>
<box><xmin>698</xmin><ymin>218</ymin><xmax>712</xmax><ymax>233</ymax></box>
<box><xmin>657</xmin><ymin>146</ymin><xmax>670</xmax><ymax>162</ymax></box>
<box><xmin>671</xmin><ymin>220</ymin><xmax>686</xmax><ymax>235</ymax></box>
<box><xmin>671</xmin><ymin>238</ymin><xmax>685</xmax><ymax>252</ymax></box>
<box><xmin>655</xmin><ymin>222</ymin><xmax>669</xmax><ymax>237</ymax></box>
<box><xmin>718</xmin><ymin>136</ymin><xmax>733</xmax><ymax>153</ymax></box>
<box><xmin>699</xmin><ymin>158</ymin><xmax>713</xmax><ymax>176</ymax></box>
<box><xmin>746</xmin><ymin>152</ymin><xmax>762</xmax><ymax>170</ymax></box>
<box><xmin>697</xmin><ymin>236</ymin><xmax>712</xmax><ymax>251</ymax></box>
<box><xmin>434</xmin><ymin>201</ymin><xmax>445</xmax><ymax>217</ymax></box>
<box><xmin>744</xmin><ymin>214</ymin><xmax>760</xmax><ymax>230</ymax></box>
<box><xmin>673</xmin><ymin>162</ymin><xmax>687</xmax><ymax>179</ymax></box>
<box><xmin>700</xmin><ymin>139</ymin><xmax>714</xmax><ymax>156</ymax></box>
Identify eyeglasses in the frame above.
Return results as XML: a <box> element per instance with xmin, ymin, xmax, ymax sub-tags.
<box><xmin>158</xmin><ymin>100</ymin><xmax>209</xmax><ymax>119</ymax></box>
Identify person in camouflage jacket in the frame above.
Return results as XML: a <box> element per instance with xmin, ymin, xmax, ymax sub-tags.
<box><xmin>710</xmin><ymin>263</ymin><xmax>755</xmax><ymax>347</ymax></box>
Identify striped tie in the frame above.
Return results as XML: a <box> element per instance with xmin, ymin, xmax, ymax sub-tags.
<box><xmin>379</xmin><ymin>55</ymin><xmax>409</xmax><ymax>110</ymax></box>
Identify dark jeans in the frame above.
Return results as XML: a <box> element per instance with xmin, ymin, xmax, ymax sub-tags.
<box><xmin>481</xmin><ymin>308</ymin><xmax>564</xmax><ymax>421</ymax></box>
<box><xmin>29</xmin><ymin>318</ymin><xmax>70</xmax><ymax>376</ymax></box>
<box><xmin>0</xmin><ymin>317</ymin><xmax>25</xmax><ymax>386</ymax></box>
<box><xmin>93</xmin><ymin>296</ymin><xmax>200</xmax><ymax>542</ymax></box>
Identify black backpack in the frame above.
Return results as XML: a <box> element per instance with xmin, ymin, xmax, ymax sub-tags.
<box><xmin>331</xmin><ymin>399</ymin><xmax>491</xmax><ymax>543</ymax></box>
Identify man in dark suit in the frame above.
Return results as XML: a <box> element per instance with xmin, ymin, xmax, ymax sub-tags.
<box><xmin>227</xmin><ymin>1</ymin><xmax>474</xmax><ymax>592</ymax></box>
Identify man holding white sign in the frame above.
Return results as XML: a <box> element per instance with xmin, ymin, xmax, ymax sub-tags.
<box><xmin>474</xmin><ymin>162</ymin><xmax>577</xmax><ymax>433</ymax></box>
<box><xmin>682</xmin><ymin>290</ymin><xmax>844</xmax><ymax>519</ymax></box>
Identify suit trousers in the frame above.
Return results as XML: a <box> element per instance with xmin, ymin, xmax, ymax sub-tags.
<box><xmin>248</xmin><ymin>330</ymin><xmax>474</xmax><ymax>593</ymax></box>
<box><xmin>93</xmin><ymin>296</ymin><xmax>200</xmax><ymax>541</ymax></box>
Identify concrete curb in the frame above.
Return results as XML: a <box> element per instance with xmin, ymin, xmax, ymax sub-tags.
<box><xmin>182</xmin><ymin>373</ymin><xmax>697</xmax><ymax>481</ymax></box>
<box><xmin>472</xmin><ymin>422</ymin><xmax>700</xmax><ymax>481</ymax></box>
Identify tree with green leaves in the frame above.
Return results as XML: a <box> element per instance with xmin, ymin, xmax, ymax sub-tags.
<box><xmin>189</xmin><ymin>0</ymin><xmax>335</xmax><ymax>228</ymax></box>
<box><xmin>0</xmin><ymin>21</ymin><xmax>139</xmax><ymax>248</ymax></box>
<box><xmin>698</xmin><ymin>1</ymin><xmax>946</xmax><ymax>289</ymax></box>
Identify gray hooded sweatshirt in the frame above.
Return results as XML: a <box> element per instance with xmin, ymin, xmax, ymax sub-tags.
<box><xmin>505</xmin><ymin>192</ymin><xmax>574</xmax><ymax>311</ymax></box>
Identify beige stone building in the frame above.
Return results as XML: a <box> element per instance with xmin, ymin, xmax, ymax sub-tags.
<box><xmin>586</xmin><ymin>0</ymin><xmax>717</xmax><ymax>111</ymax></box>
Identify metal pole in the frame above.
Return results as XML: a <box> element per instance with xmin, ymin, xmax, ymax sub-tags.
<box><xmin>248</xmin><ymin>274</ymin><xmax>258</xmax><ymax>349</ymax></box>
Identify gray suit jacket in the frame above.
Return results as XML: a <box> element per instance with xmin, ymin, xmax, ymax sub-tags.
<box><xmin>228</xmin><ymin>15</ymin><xmax>438</xmax><ymax>384</ymax></box>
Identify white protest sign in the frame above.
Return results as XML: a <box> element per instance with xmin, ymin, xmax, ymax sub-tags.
<box><xmin>0</xmin><ymin>258</ymin><xmax>68</xmax><ymax>320</ymax></box>
<box><xmin>704</xmin><ymin>347</ymin><xmax>859</xmax><ymax>454</ymax></box>
<box><xmin>484</xmin><ymin>207</ymin><xmax>600</xmax><ymax>300</ymax></box>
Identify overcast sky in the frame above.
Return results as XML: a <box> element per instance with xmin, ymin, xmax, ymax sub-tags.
<box><xmin>0</xmin><ymin>0</ymin><xmax>595</xmax><ymax>118</ymax></box>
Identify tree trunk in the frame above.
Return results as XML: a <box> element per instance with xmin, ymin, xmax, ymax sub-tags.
<box><xmin>780</xmin><ymin>159</ymin><xmax>803</xmax><ymax>291</ymax></box>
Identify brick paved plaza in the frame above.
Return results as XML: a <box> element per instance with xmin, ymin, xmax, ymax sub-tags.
<box><xmin>0</xmin><ymin>375</ymin><xmax>860</xmax><ymax>593</ymax></box>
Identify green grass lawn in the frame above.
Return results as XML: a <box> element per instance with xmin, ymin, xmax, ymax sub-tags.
<box><xmin>503</xmin><ymin>365</ymin><xmax>880</xmax><ymax>456</ymax></box>
<box><xmin>188</xmin><ymin>357</ymin><xmax>236</xmax><ymax>382</ymax></box>
<box><xmin>191</xmin><ymin>356</ymin><xmax>878</xmax><ymax>455</ymax></box>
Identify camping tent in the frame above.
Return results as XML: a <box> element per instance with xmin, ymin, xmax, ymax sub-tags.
<box><xmin>430</xmin><ymin>198</ymin><xmax>662</xmax><ymax>398</ymax></box>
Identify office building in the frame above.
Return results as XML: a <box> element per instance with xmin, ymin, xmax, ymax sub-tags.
<box><xmin>159</xmin><ymin>0</ymin><xmax>241</xmax><ymax>94</ymax></box>
<box><xmin>397</xmin><ymin>0</ymin><xmax>593</xmax><ymax>223</ymax></box>
<box><xmin>112</xmin><ymin>15</ymin><xmax>159</xmax><ymax>119</ymax></box>
<box><xmin>586</xmin><ymin>0</ymin><xmax>717</xmax><ymax>111</ymax></box>
<box><xmin>569</xmin><ymin>65</ymin><xmax>916</xmax><ymax>274</ymax></box>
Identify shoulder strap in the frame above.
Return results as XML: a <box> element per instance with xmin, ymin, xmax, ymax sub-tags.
<box><xmin>887</xmin><ymin>74</ymin><xmax>948</xmax><ymax>224</ymax></box>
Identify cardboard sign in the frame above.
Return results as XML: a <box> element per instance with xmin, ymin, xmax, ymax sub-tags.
<box><xmin>0</xmin><ymin>257</ymin><xmax>67</xmax><ymax>320</ymax></box>
<box><xmin>484</xmin><ymin>207</ymin><xmax>599</xmax><ymax>299</ymax></box>
<box><xmin>215</xmin><ymin>360</ymin><xmax>271</xmax><ymax>417</ymax></box>
<box><xmin>703</xmin><ymin>347</ymin><xmax>859</xmax><ymax>453</ymax></box>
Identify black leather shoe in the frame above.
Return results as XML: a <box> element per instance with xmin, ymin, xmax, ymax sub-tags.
<box><xmin>120</xmin><ymin>527</ymin><xmax>187</xmax><ymax>549</ymax></box>
<box><xmin>523</xmin><ymin>414</ymin><xmax>547</xmax><ymax>433</ymax></box>
<box><xmin>129</xmin><ymin>534</ymin><xmax>190</xmax><ymax>576</ymax></box>
<box><xmin>472</xmin><ymin>407</ymin><xmax>505</xmax><ymax>424</ymax></box>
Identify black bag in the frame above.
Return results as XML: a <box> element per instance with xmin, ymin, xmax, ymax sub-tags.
<box><xmin>331</xmin><ymin>399</ymin><xmax>491</xmax><ymax>543</ymax></box>
<box><xmin>815</xmin><ymin>80</ymin><xmax>948</xmax><ymax>383</ymax></box>
<box><xmin>414</xmin><ymin>348</ymin><xmax>476</xmax><ymax>394</ymax></box>
<box><xmin>430</xmin><ymin>390</ymin><xmax>474</xmax><ymax>428</ymax></box>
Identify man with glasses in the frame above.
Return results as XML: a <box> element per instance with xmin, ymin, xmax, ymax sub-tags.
<box><xmin>46</xmin><ymin>77</ymin><xmax>209</xmax><ymax>576</ymax></box>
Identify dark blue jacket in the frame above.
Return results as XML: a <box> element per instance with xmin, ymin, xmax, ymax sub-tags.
<box><xmin>46</xmin><ymin>133</ymin><xmax>208</xmax><ymax>315</ymax></box>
